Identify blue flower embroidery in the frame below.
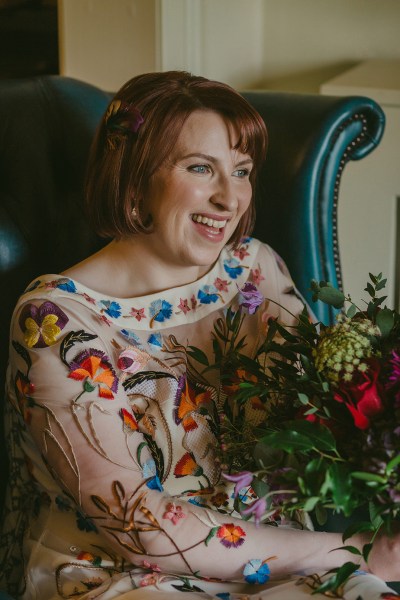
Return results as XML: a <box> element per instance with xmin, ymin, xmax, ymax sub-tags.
<box><xmin>148</xmin><ymin>333</ymin><xmax>162</xmax><ymax>349</ymax></box>
<box><xmin>197</xmin><ymin>285</ymin><xmax>219</xmax><ymax>305</ymax></box>
<box><xmin>120</xmin><ymin>329</ymin><xmax>141</xmax><ymax>346</ymax></box>
<box><xmin>142</xmin><ymin>459</ymin><xmax>164</xmax><ymax>491</ymax></box>
<box><xmin>149</xmin><ymin>299</ymin><xmax>173</xmax><ymax>323</ymax></box>
<box><xmin>223</xmin><ymin>258</ymin><xmax>243</xmax><ymax>279</ymax></box>
<box><xmin>243</xmin><ymin>559</ymin><xmax>270</xmax><ymax>584</ymax></box>
<box><xmin>216</xmin><ymin>594</ymin><xmax>231</xmax><ymax>600</ymax></box>
<box><xmin>100</xmin><ymin>300</ymin><xmax>122</xmax><ymax>318</ymax></box>
<box><xmin>57</xmin><ymin>279</ymin><xmax>77</xmax><ymax>293</ymax></box>
<box><xmin>241</xmin><ymin>236</ymin><xmax>252</xmax><ymax>244</ymax></box>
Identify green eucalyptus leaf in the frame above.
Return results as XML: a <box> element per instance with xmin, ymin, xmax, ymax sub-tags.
<box><xmin>376</xmin><ymin>308</ymin><xmax>395</xmax><ymax>337</ymax></box>
<box><xmin>251</xmin><ymin>477</ymin><xmax>270</xmax><ymax>499</ymax></box>
<box><xmin>346</xmin><ymin>304</ymin><xmax>357</xmax><ymax>318</ymax></box>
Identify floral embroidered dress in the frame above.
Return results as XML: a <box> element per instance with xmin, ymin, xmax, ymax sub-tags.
<box><xmin>1</xmin><ymin>238</ymin><xmax>397</xmax><ymax>600</ymax></box>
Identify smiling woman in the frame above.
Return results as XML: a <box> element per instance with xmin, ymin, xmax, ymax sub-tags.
<box><xmin>2</xmin><ymin>71</ymin><xmax>399</xmax><ymax>599</ymax></box>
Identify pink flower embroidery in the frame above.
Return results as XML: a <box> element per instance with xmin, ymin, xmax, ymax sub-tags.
<box><xmin>190</xmin><ymin>295</ymin><xmax>198</xmax><ymax>310</ymax></box>
<box><xmin>250</xmin><ymin>267</ymin><xmax>265</xmax><ymax>286</ymax></box>
<box><xmin>98</xmin><ymin>314</ymin><xmax>112</xmax><ymax>327</ymax></box>
<box><xmin>140</xmin><ymin>573</ymin><xmax>158</xmax><ymax>587</ymax></box>
<box><xmin>130</xmin><ymin>307</ymin><xmax>146</xmax><ymax>321</ymax></box>
<box><xmin>162</xmin><ymin>502</ymin><xmax>186</xmax><ymax>525</ymax></box>
<box><xmin>142</xmin><ymin>560</ymin><xmax>161</xmax><ymax>572</ymax></box>
<box><xmin>234</xmin><ymin>246</ymin><xmax>250</xmax><ymax>260</ymax></box>
<box><xmin>177</xmin><ymin>298</ymin><xmax>190</xmax><ymax>315</ymax></box>
<box><xmin>214</xmin><ymin>277</ymin><xmax>229</xmax><ymax>292</ymax></box>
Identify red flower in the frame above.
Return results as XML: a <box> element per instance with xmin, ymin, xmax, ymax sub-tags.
<box><xmin>334</xmin><ymin>359</ymin><xmax>385</xmax><ymax>430</ymax></box>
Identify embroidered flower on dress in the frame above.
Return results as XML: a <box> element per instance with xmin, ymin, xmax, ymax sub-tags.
<box><xmin>56</xmin><ymin>278</ymin><xmax>77</xmax><ymax>293</ymax></box>
<box><xmin>140</xmin><ymin>573</ymin><xmax>159</xmax><ymax>587</ymax></box>
<box><xmin>211</xmin><ymin>492</ymin><xmax>229</xmax><ymax>508</ymax></box>
<box><xmin>198</xmin><ymin>285</ymin><xmax>219</xmax><ymax>305</ymax></box>
<box><xmin>250</xmin><ymin>267</ymin><xmax>265</xmax><ymax>286</ymax></box>
<box><xmin>223</xmin><ymin>258</ymin><xmax>243</xmax><ymax>279</ymax></box>
<box><xmin>214</xmin><ymin>277</ymin><xmax>230</xmax><ymax>292</ymax></box>
<box><xmin>120</xmin><ymin>329</ymin><xmax>141</xmax><ymax>346</ymax></box>
<box><xmin>19</xmin><ymin>301</ymin><xmax>69</xmax><ymax>348</ymax></box>
<box><xmin>129</xmin><ymin>307</ymin><xmax>146</xmax><ymax>321</ymax></box>
<box><xmin>217</xmin><ymin>523</ymin><xmax>246</xmax><ymax>548</ymax></box>
<box><xmin>177</xmin><ymin>298</ymin><xmax>191</xmax><ymax>315</ymax></box>
<box><xmin>149</xmin><ymin>299</ymin><xmax>173</xmax><ymax>326</ymax></box>
<box><xmin>148</xmin><ymin>332</ymin><xmax>163</xmax><ymax>349</ymax></box>
<box><xmin>100</xmin><ymin>300</ymin><xmax>122</xmax><ymax>319</ymax></box>
<box><xmin>142</xmin><ymin>560</ymin><xmax>161</xmax><ymax>572</ymax></box>
<box><xmin>174</xmin><ymin>452</ymin><xmax>203</xmax><ymax>478</ymax></box>
<box><xmin>142</xmin><ymin>459</ymin><xmax>163</xmax><ymax>491</ymax></box>
<box><xmin>162</xmin><ymin>502</ymin><xmax>186</xmax><ymax>524</ymax></box>
<box><xmin>234</xmin><ymin>246</ymin><xmax>250</xmax><ymax>260</ymax></box>
<box><xmin>14</xmin><ymin>371</ymin><xmax>35</xmax><ymax>424</ymax></box>
<box><xmin>190</xmin><ymin>294</ymin><xmax>198</xmax><ymax>310</ymax></box>
<box><xmin>243</xmin><ymin>559</ymin><xmax>271</xmax><ymax>584</ymax></box>
<box><xmin>120</xmin><ymin>407</ymin><xmax>139</xmax><ymax>431</ymax></box>
<box><xmin>68</xmin><ymin>348</ymin><xmax>118</xmax><ymax>399</ymax></box>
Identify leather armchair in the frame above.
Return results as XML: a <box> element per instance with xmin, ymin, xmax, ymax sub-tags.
<box><xmin>0</xmin><ymin>76</ymin><xmax>385</xmax><ymax>595</ymax></box>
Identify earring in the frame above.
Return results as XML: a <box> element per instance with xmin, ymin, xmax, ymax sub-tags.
<box><xmin>131</xmin><ymin>207</ymin><xmax>137</xmax><ymax>219</ymax></box>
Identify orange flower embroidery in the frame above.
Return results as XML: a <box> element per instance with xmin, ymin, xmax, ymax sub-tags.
<box><xmin>68</xmin><ymin>349</ymin><xmax>118</xmax><ymax>399</ymax></box>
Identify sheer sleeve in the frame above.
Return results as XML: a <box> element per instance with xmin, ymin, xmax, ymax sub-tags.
<box><xmin>8</xmin><ymin>281</ymin><xmax>348</xmax><ymax>586</ymax></box>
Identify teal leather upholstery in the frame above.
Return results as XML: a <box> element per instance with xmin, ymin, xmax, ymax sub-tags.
<box><xmin>0</xmin><ymin>76</ymin><xmax>385</xmax><ymax>596</ymax></box>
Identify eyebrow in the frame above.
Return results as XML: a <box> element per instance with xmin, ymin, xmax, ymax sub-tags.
<box><xmin>179</xmin><ymin>152</ymin><xmax>254</xmax><ymax>166</ymax></box>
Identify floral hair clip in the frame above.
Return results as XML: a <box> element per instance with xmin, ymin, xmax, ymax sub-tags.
<box><xmin>104</xmin><ymin>99</ymin><xmax>144</xmax><ymax>149</ymax></box>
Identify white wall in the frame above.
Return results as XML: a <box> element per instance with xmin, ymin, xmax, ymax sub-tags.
<box><xmin>261</xmin><ymin>0</ymin><xmax>400</xmax><ymax>92</ymax></box>
<box><xmin>58</xmin><ymin>0</ymin><xmax>400</xmax><ymax>92</ymax></box>
<box><xmin>58</xmin><ymin>0</ymin><xmax>158</xmax><ymax>91</ymax></box>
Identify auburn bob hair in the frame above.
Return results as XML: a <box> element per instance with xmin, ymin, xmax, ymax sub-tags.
<box><xmin>85</xmin><ymin>71</ymin><xmax>268</xmax><ymax>247</ymax></box>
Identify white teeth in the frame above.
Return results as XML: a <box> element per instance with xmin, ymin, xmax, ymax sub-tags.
<box><xmin>192</xmin><ymin>214</ymin><xmax>227</xmax><ymax>229</ymax></box>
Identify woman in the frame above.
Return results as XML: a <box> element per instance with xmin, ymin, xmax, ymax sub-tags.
<box><xmin>1</xmin><ymin>71</ymin><xmax>398</xmax><ymax>599</ymax></box>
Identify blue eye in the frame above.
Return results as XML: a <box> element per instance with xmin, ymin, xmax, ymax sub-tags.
<box><xmin>188</xmin><ymin>164</ymin><xmax>211</xmax><ymax>174</ymax></box>
<box><xmin>233</xmin><ymin>168</ymin><xmax>250</xmax><ymax>178</ymax></box>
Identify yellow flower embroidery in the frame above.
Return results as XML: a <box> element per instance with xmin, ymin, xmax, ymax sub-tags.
<box><xmin>24</xmin><ymin>314</ymin><xmax>62</xmax><ymax>348</ymax></box>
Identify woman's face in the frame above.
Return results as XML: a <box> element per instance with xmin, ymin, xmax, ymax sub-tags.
<box><xmin>142</xmin><ymin>110</ymin><xmax>253</xmax><ymax>276</ymax></box>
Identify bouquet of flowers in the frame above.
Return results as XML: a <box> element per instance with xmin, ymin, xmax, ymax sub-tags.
<box><xmin>208</xmin><ymin>274</ymin><xmax>400</xmax><ymax>595</ymax></box>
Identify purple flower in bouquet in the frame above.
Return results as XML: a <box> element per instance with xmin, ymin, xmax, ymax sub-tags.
<box><xmin>238</xmin><ymin>283</ymin><xmax>264</xmax><ymax>314</ymax></box>
<box><xmin>223</xmin><ymin>471</ymin><xmax>253</xmax><ymax>497</ymax></box>
<box><xmin>241</xmin><ymin>497</ymin><xmax>267</xmax><ymax>526</ymax></box>
<box><xmin>387</xmin><ymin>350</ymin><xmax>400</xmax><ymax>405</ymax></box>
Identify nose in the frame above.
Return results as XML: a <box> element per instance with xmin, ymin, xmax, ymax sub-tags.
<box><xmin>209</xmin><ymin>173</ymin><xmax>238</xmax><ymax>212</ymax></box>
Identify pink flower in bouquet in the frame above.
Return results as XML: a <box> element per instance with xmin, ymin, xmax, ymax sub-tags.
<box><xmin>334</xmin><ymin>359</ymin><xmax>385</xmax><ymax>430</ymax></box>
<box><xmin>238</xmin><ymin>283</ymin><xmax>264</xmax><ymax>314</ymax></box>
